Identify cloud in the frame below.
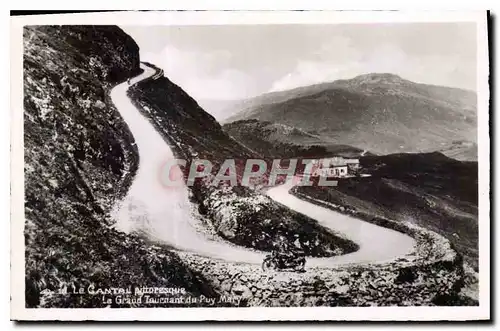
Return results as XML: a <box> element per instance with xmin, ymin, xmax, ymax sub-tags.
<box><xmin>269</xmin><ymin>61</ymin><xmax>343</xmax><ymax>92</ymax></box>
<box><xmin>269</xmin><ymin>40</ymin><xmax>476</xmax><ymax>92</ymax></box>
<box><xmin>269</xmin><ymin>37</ymin><xmax>363</xmax><ymax>92</ymax></box>
<box><xmin>141</xmin><ymin>46</ymin><xmax>251</xmax><ymax>100</ymax></box>
<box><xmin>125</xmin><ymin>24</ymin><xmax>476</xmax><ymax>100</ymax></box>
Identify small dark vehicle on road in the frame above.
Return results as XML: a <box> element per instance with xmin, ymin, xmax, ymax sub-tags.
<box><xmin>262</xmin><ymin>250</ymin><xmax>306</xmax><ymax>272</ymax></box>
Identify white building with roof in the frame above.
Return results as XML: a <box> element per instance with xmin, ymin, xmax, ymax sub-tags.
<box><xmin>306</xmin><ymin>157</ymin><xmax>360</xmax><ymax>178</ymax></box>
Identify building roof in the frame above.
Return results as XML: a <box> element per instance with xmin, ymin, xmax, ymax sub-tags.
<box><xmin>321</xmin><ymin>157</ymin><xmax>359</xmax><ymax>167</ymax></box>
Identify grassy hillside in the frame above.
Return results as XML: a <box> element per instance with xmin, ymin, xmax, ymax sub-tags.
<box><xmin>127</xmin><ymin>64</ymin><xmax>359</xmax><ymax>257</ymax></box>
<box><xmin>226</xmin><ymin>73</ymin><xmax>477</xmax><ymax>159</ymax></box>
<box><xmin>23</xmin><ymin>26</ymin><xmax>219</xmax><ymax>308</ymax></box>
<box><xmin>297</xmin><ymin>152</ymin><xmax>478</xmax><ymax>270</ymax></box>
<box><xmin>223</xmin><ymin>119</ymin><xmax>366</xmax><ymax>159</ymax></box>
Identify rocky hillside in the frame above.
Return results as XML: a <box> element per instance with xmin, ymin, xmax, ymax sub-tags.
<box><xmin>298</xmin><ymin>152</ymin><xmax>478</xmax><ymax>268</ymax></box>
<box><xmin>23</xmin><ymin>25</ymin><xmax>219</xmax><ymax>308</ymax></box>
<box><xmin>295</xmin><ymin>151</ymin><xmax>478</xmax><ymax>303</ymax></box>
<box><xmin>127</xmin><ymin>63</ymin><xmax>358</xmax><ymax>257</ymax></box>
<box><xmin>223</xmin><ymin>119</ymin><xmax>366</xmax><ymax>159</ymax></box>
<box><xmin>226</xmin><ymin>73</ymin><xmax>477</xmax><ymax>159</ymax></box>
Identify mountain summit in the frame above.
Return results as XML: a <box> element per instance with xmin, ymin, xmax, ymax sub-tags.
<box><xmin>349</xmin><ymin>73</ymin><xmax>408</xmax><ymax>85</ymax></box>
<box><xmin>226</xmin><ymin>73</ymin><xmax>476</xmax><ymax>158</ymax></box>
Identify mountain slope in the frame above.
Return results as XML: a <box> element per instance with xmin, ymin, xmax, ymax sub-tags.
<box><xmin>127</xmin><ymin>63</ymin><xmax>359</xmax><ymax>257</ymax></box>
<box><xmin>23</xmin><ymin>26</ymin><xmax>218</xmax><ymax>308</ymax></box>
<box><xmin>223</xmin><ymin>119</ymin><xmax>366</xmax><ymax>158</ymax></box>
<box><xmin>437</xmin><ymin>140</ymin><xmax>478</xmax><ymax>161</ymax></box>
<box><xmin>226</xmin><ymin>73</ymin><xmax>477</xmax><ymax>158</ymax></box>
<box><xmin>298</xmin><ymin>152</ymin><xmax>478</xmax><ymax>269</ymax></box>
<box><xmin>296</xmin><ymin>151</ymin><xmax>479</xmax><ymax>303</ymax></box>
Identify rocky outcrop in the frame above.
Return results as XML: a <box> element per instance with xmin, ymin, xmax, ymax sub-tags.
<box><xmin>23</xmin><ymin>26</ymin><xmax>468</xmax><ymax>307</ymax></box>
<box><xmin>127</xmin><ymin>64</ymin><xmax>358</xmax><ymax>257</ymax></box>
<box><xmin>179</xmin><ymin>256</ymin><xmax>462</xmax><ymax>307</ymax></box>
<box><xmin>202</xmin><ymin>185</ymin><xmax>358</xmax><ymax>256</ymax></box>
<box><xmin>297</xmin><ymin>153</ymin><xmax>478</xmax><ymax>271</ymax></box>
<box><xmin>23</xmin><ymin>25</ymin><xmax>217</xmax><ymax>308</ymax></box>
<box><xmin>126</xmin><ymin>63</ymin><xmax>466</xmax><ymax>306</ymax></box>
<box><xmin>177</xmin><ymin>200</ymin><xmax>464</xmax><ymax>306</ymax></box>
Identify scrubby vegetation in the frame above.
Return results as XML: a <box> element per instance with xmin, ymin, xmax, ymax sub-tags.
<box><xmin>127</xmin><ymin>64</ymin><xmax>358</xmax><ymax>257</ymax></box>
<box><xmin>226</xmin><ymin>73</ymin><xmax>477</xmax><ymax>159</ymax></box>
<box><xmin>296</xmin><ymin>152</ymin><xmax>478</xmax><ymax>303</ymax></box>
<box><xmin>23</xmin><ymin>26</ymin><xmax>218</xmax><ymax>308</ymax></box>
<box><xmin>223</xmin><ymin>119</ymin><xmax>365</xmax><ymax>159</ymax></box>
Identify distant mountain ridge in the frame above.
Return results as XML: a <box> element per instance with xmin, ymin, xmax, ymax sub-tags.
<box><xmin>224</xmin><ymin>73</ymin><xmax>477</xmax><ymax>159</ymax></box>
<box><xmin>223</xmin><ymin>119</ymin><xmax>366</xmax><ymax>159</ymax></box>
<box><xmin>197</xmin><ymin>99</ymin><xmax>242</xmax><ymax>122</ymax></box>
<box><xmin>436</xmin><ymin>140</ymin><xmax>478</xmax><ymax>161</ymax></box>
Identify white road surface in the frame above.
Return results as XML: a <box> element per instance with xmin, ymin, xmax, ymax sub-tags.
<box><xmin>111</xmin><ymin>64</ymin><xmax>416</xmax><ymax>267</ymax></box>
<box><xmin>267</xmin><ymin>181</ymin><xmax>416</xmax><ymax>266</ymax></box>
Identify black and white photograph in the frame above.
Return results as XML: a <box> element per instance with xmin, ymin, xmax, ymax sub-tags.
<box><xmin>9</xmin><ymin>10</ymin><xmax>490</xmax><ymax>321</ymax></box>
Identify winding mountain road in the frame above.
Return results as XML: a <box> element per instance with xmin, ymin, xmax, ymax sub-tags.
<box><xmin>111</xmin><ymin>63</ymin><xmax>416</xmax><ymax>268</ymax></box>
<box><xmin>267</xmin><ymin>182</ymin><xmax>416</xmax><ymax>266</ymax></box>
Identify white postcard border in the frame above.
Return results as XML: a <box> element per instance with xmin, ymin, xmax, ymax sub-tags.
<box><xmin>10</xmin><ymin>10</ymin><xmax>490</xmax><ymax>321</ymax></box>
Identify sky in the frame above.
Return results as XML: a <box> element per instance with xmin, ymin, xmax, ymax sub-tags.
<box><xmin>122</xmin><ymin>23</ymin><xmax>477</xmax><ymax>101</ymax></box>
